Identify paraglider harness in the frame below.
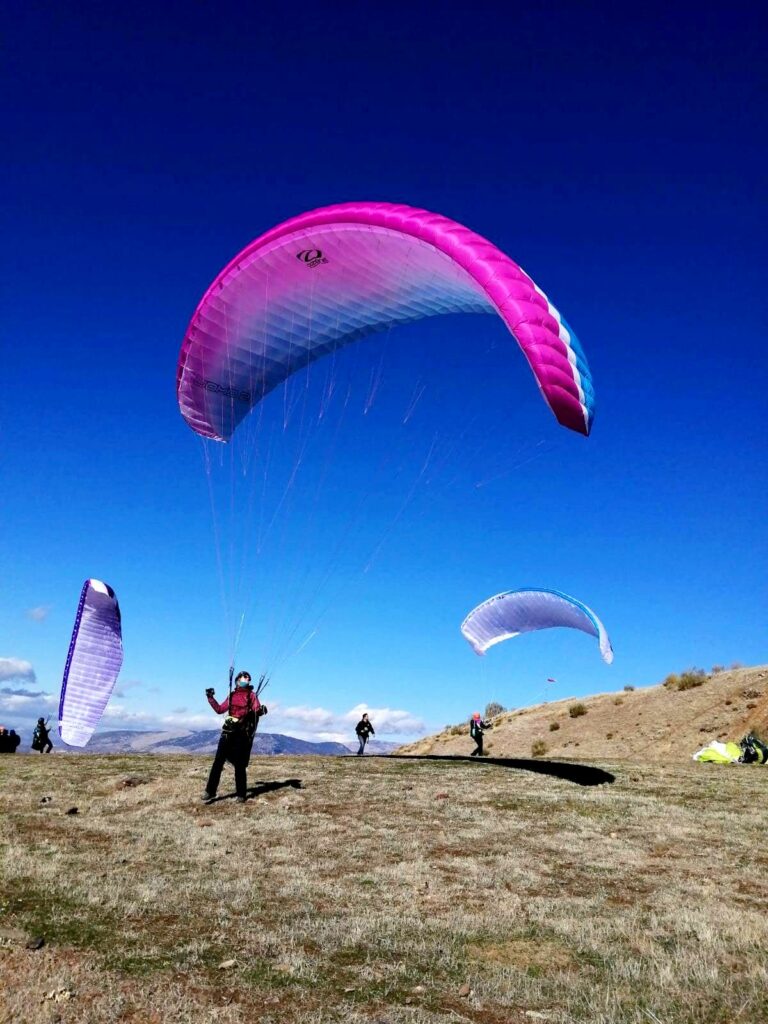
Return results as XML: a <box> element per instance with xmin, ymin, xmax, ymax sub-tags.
<box><xmin>31</xmin><ymin>719</ymin><xmax>50</xmax><ymax>752</ymax></box>
<box><xmin>739</xmin><ymin>733</ymin><xmax>768</xmax><ymax>764</ymax></box>
<box><xmin>220</xmin><ymin>668</ymin><xmax>269</xmax><ymax>742</ymax></box>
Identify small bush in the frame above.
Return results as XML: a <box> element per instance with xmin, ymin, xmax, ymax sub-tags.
<box><xmin>731</xmin><ymin>661</ymin><xmax>743</xmax><ymax>670</ymax></box>
<box><xmin>549</xmin><ymin>721</ymin><xmax>560</xmax><ymax>732</ymax></box>
<box><xmin>606</xmin><ymin>732</ymin><xmax>614</xmax><ymax>739</ymax></box>
<box><xmin>623</xmin><ymin>685</ymin><xmax>635</xmax><ymax>692</ymax></box>
<box><xmin>677</xmin><ymin>668</ymin><xmax>708</xmax><ymax>691</ymax></box>
<box><xmin>613</xmin><ymin>697</ymin><xmax>624</xmax><ymax>706</ymax></box>
<box><xmin>449</xmin><ymin>725</ymin><xmax>465</xmax><ymax>736</ymax></box>
<box><xmin>531</xmin><ymin>739</ymin><xmax>547</xmax><ymax>757</ymax></box>
<box><xmin>569</xmin><ymin>703</ymin><xmax>588</xmax><ymax>719</ymax></box>
<box><xmin>711</xmin><ymin>664</ymin><xmax>725</xmax><ymax>674</ymax></box>
<box><xmin>663</xmin><ymin>674</ymin><xmax>679</xmax><ymax>688</ymax></box>
<box><xmin>484</xmin><ymin>701</ymin><xmax>506</xmax><ymax>719</ymax></box>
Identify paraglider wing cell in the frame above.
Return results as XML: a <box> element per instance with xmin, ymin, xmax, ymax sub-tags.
<box><xmin>460</xmin><ymin>587</ymin><xmax>613</xmax><ymax>664</ymax></box>
<box><xmin>176</xmin><ymin>202</ymin><xmax>595</xmax><ymax>442</ymax></box>
<box><xmin>58</xmin><ymin>580</ymin><xmax>124</xmax><ymax>746</ymax></box>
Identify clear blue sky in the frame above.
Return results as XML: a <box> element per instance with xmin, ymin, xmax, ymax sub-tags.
<box><xmin>2</xmin><ymin>1</ymin><xmax>766</xmax><ymax>744</ymax></box>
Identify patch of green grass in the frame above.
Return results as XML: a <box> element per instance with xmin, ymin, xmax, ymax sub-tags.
<box><xmin>5</xmin><ymin>882</ymin><xmax>119</xmax><ymax>950</ymax></box>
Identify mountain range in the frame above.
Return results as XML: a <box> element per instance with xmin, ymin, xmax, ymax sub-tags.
<box><xmin>57</xmin><ymin>729</ymin><xmax>398</xmax><ymax>756</ymax></box>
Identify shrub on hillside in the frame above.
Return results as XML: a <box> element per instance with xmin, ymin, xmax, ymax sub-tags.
<box><xmin>449</xmin><ymin>724</ymin><xmax>465</xmax><ymax>736</ymax></box>
<box><xmin>613</xmin><ymin>697</ymin><xmax>624</xmax><ymax>705</ymax></box>
<box><xmin>549</xmin><ymin>721</ymin><xmax>560</xmax><ymax>732</ymax></box>
<box><xmin>677</xmin><ymin>668</ymin><xmax>708</xmax><ymax>691</ymax></box>
<box><xmin>623</xmin><ymin>685</ymin><xmax>635</xmax><ymax>692</ymax></box>
<box><xmin>531</xmin><ymin>739</ymin><xmax>547</xmax><ymax>757</ymax></box>
<box><xmin>711</xmin><ymin>665</ymin><xmax>725</xmax><ymax>674</ymax></box>
<box><xmin>485</xmin><ymin>701</ymin><xmax>506</xmax><ymax>719</ymax></box>
<box><xmin>569</xmin><ymin>703</ymin><xmax>588</xmax><ymax>719</ymax></box>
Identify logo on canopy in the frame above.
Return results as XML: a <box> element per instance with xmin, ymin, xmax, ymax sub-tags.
<box><xmin>296</xmin><ymin>248</ymin><xmax>329</xmax><ymax>268</ymax></box>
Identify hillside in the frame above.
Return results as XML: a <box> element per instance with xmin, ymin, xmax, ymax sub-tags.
<box><xmin>398</xmin><ymin>664</ymin><xmax>768</xmax><ymax>762</ymax></box>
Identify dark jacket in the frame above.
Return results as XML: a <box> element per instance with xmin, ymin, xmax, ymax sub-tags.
<box><xmin>32</xmin><ymin>722</ymin><xmax>51</xmax><ymax>750</ymax></box>
<box><xmin>1</xmin><ymin>730</ymin><xmax>21</xmax><ymax>753</ymax></box>
<box><xmin>355</xmin><ymin>718</ymin><xmax>375</xmax><ymax>739</ymax></box>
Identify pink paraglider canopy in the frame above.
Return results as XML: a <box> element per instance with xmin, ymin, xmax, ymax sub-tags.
<box><xmin>177</xmin><ymin>202</ymin><xmax>595</xmax><ymax>441</ymax></box>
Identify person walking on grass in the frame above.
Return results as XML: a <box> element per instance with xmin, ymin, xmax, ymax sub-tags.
<box><xmin>202</xmin><ymin>670</ymin><xmax>265</xmax><ymax>804</ymax></box>
<box><xmin>32</xmin><ymin>718</ymin><xmax>53</xmax><ymax>754</ymax></box>
<box><xmin>355</xmin><ymin>713</ymin><xmax>375</xmax><ymax>756</ymax></box>
<box><xmin>469</xmin><ymin>712</ymin><xmax>489</xmax><ymax>757</ymax></box>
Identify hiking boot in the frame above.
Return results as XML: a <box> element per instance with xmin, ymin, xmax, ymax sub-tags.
<box><xmin>201</xmin><ymin>791</ymin><xmax>214</xmax><ymax>803</ymax></box>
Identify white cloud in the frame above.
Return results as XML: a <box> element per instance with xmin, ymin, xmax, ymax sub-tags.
<box><xmin>1</xmin><ymin>679</ymin><xmax>425</xmax><ymax>746</ymax></box>
<box><xmin>272</xmin><ymin>702</ymin><xmax>425</xmax><ymax>739</ymax></box>
<box><xmin>0</xmin><ymin>689</ymin><xmax>57</xmax><ymax>713</ymax></box>
<box><xmin>113</xmin><ymin>678</ymin><xmax>146</xmax><ymax>698</ymax></box>
<box><xmin>26</xmin><ymin>605</ymin><xmax>52</xmax><ymax>623</ymax></box>
<box><xmin>0</xmin><ymin>658</ymin><xmax>36</xmax><ymax>684</ymax></box>
<box><xmin>99</xmin><ymin>704</ymin><xmax>216</xmax><ymax>731</ymax></box>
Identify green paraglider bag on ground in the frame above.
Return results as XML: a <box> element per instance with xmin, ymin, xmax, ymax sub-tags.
<box><xmin>693</xmin><ymin>735</ymin><xmax>768</xmax><ymax>764</ymax></box>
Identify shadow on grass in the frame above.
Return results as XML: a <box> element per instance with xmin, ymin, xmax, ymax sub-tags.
<box><xmin>380</xmin><ymin>754</ymin><xmax>615</xmax><ymax>787</ymax></box>
<box><xmin>207</xmin><ymin>778</ymin><xmax>303</xmax><ymax>804</ymax></box>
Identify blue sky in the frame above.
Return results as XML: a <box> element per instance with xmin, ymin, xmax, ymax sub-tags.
<box><xmin>2</xmin><ymin>1</ymin><xmax>765</xmax><ymax>745</ymax></box>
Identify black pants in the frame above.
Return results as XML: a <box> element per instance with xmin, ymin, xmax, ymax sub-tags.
<box><xmin>206</xmin><ymin>732</ymin><xmax>252</xmax><ymax>799</ymax></box>
<box><xmin>470</xmin><ymin>733</ymin><xmax>484</xmax><ymax>756</ymax></box>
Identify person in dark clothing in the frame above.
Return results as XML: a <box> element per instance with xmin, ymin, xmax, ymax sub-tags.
<box><xmin>355</xmin><ymin>713</ymin><xmax>375</xmax><ymax>756</ymax></box>
<box><xmin>0</xmin><ymin>727</ymin><xmax>21</xmax><ymax>753</ymax></box>
<box><xmin>202</xmin><ymin>671</ymin><xmax>265</xmax><ymax>803</ymax></box>
<box><xmin>469</xmin><ymin>712</ymin><xmax>489</xmax><ymax>757</ymax></box>
<box><xmin>32</xmin><ymin>718</ymin><xmax>53</xmax><ymax>753</ymax></box>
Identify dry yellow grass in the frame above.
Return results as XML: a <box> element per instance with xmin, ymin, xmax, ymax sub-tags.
<box><xmin>1</xmin><ymin>751</ymin><xmax>767</xmax><ymax>1023</ymax></box>
<box><xmin>400</xmin><ymin>665</ymin><xmax>768</xmax><ymax>763</ymax></box>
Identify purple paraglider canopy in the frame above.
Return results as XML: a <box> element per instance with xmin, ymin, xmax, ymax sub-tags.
<box><xmin>461</xmin><ymin>587</ymin><xmax>614</xmax><ymax>664</ymax></box>
<box><xmin>177</xmin><ymin>202</ymin><xmax>595</xmax><ymax>442</ymax></box>
<box><xmin>58</xmin><ymin>579</ymin><xmax>124</xmax><ymax>747</ymax></box>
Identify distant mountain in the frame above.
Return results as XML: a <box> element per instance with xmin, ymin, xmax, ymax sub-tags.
<box><xmin>62</xmin><ymin>729</ymin><xmax>353</xmax><ymax>756</ymax></box>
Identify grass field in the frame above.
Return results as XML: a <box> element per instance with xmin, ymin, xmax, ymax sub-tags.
<box><xmin>1</xmin><ymin>753</ymin><xmax>767</xmax><ymax>1023</ymax></box>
